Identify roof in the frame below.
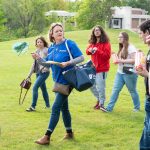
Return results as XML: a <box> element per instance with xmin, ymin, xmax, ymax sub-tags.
<box><xmin>45</xmin><ymin>10</ymin><xmax>76</xmax><ymax>17</ymax></box>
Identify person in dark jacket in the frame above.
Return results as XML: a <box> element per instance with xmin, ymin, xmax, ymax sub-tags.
<box><xmin>136</xmin><ymin>20</ymin><xmax>150</xmax><ymax>150</ymax></box>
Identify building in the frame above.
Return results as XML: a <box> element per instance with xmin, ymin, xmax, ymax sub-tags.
<box><xmin>45</xmin><ymin>10</ymin><xmax>76</xmax><ymax>29</ymax></box>
<box><xmin>110</xmin><ymin>6</ymin><xmax>150</xmax><ymax>31</ymax></box>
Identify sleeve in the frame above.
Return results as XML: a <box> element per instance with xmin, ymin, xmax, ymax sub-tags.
<box><xmin>96</xmin><ymin>42</ymin><xmax>111</xmax><ymax>60</ymax></box>
<box><xmin>67</xmin><ymin>40</ymin><xmax>83</xmax><ymax>58</ymax></box>
<box><xmin>86</xmin><ymin>44</ymin><xmax>92</xmax><ymax>55</ymax></box>
<box><xmin>42</xmin><ymin>48</ymin><xmax>48</xmax><ymax>58</ymax></box>
<box><xmin>128</xmin><ymin>44</ymin><xmax>137</xmax><ymax>54</ymax></box>
<box><xmin>27</xmin><ymin>62</ymin><xmax>35</xmax><ymax>78</ymax></box>
<box><xmin>37</xmin><ymin>58</ymin><xmax>51</xmax><ymax>68</ymax></box>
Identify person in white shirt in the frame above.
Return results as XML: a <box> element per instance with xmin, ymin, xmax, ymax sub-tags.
<box><xmin>106</xmin><ymin>32</ymin><xmax>140</xmax><ymax>112</ymax></box>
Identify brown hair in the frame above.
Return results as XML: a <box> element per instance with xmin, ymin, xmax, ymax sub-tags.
<box><xmin>139</xmin><ymin>20</ymin><xmax>150</xmax><ymax>34</ymax></box>
<box><xmin>117</xmin><ymin>32</ymin><xmax>129</xmax><ymax>59</ymax></box>
<box><xmin>35</xmin><ymin>36</ymin><xmax>48</xmax><ymax>48</ymax></box>
<box><xmin>48</xmin><ymin>22</ymin><xmax>63</xmax><ymax>43</ymax></box>
<box><xmin>88</xmin><ymin>25</ymin><xmax>109</xmax><ymax>44</ymax></box>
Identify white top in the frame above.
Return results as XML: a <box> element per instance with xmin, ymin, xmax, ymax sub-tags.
<box><xmin>117</xmin><ymin>44</ymin><xmax>137</xmax><ymax>74</ymax></box>
<box><xmin>36</xmin><ymin>47</ymin><xmax>49</xmax><ymax>73</ymax></box>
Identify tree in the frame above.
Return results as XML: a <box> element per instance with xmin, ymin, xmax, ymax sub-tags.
<box><xmin>76</xmin><ymin>0</ymin><xmax>122</xmax><ymax>29</ymax></box>
<box><xmin>2</xmin><ymin>0</ymin><xmax>47</xmax><ymax>37</ymax></box>
<box><xmin>0</xmin><ymin>1</ymin><xmax>6</xmax><ymax>31</ymax></box>
<box><xmin>123</xmin><ymin>0</ymin><xmax>150</xmax><ymax>14</ymax></box>
<box><xmin>45</xmin><ymin>0</ymin><xmax>67</xmax><ymax>11</ymax></box>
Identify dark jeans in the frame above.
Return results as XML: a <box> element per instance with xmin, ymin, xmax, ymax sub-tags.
<box><xmin>140</xmin><ymin>99</ymin><xmax>150</xmax><ymax>150</ymax></box>
<box><xmin>47</xmin><ymin>92</ymin><xmax>71</xmax><ymax>132</ymax></box>
<box><xmin>31</xmin><ymin>72</ymin><xmax>50</xmax><ymax>108</ymax></box>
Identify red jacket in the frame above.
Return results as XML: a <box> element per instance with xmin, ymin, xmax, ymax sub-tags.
<box><xmin>86</xmin><ymin>42</ymin><xmax>111</xmax><ymax>73</ymax></box>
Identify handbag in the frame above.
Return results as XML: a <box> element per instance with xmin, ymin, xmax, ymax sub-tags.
<box><xmin>62</xmin><ymin>40</ymin><xmax>96</xmax><ymax>91</ymax></box>
<box><xmin>19</xmin><ymin>78</ymin><xmax>31</xmax><ymax>105</ymax></box>
<box><xmin>52</xmin><ymin>82</ymin><xmax>72</xmax><ymax>95</ymax></box>
<box><xmin>122</xmin><ymin>66</ymin><xmax>134</xmax><ymax>74</ymax></box>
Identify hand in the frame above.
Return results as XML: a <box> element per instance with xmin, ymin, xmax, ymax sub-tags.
<box><xmin>146</xmin><ymin>35</ymin><xmax>150</xmax><ymax>44</ymax></box>
<box><xmin>116</xmin><ymin>58</ymin><xmax>125</xmax><ymax>63</ymax></box>
<box><xmin>136</xmin><ymin>67</ymin><xmax>148</xmax><ymax>78</ymax></box>
<box><xmin>59</xmin><ymin>61</ymin><xmax>71</xmax><ymax>68</ymax></box>
<box><xmin>31</xmin><ymin>53</ymin><xmax>40</xmax><ymax>59</ymax></box>
<box><xmin>88</xmin><ymin>48</ymin><xmax>93</xmax><ymax>53</ymax></box>
<box><xmin>93</xmin><ymin>47</ymin><xmax>97</xmax><ymax>51</ymax></box>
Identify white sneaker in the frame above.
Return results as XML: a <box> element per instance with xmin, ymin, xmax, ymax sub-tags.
<box><xmin>133</xmin><ymin>108</ymin><xmax>140</xmax><ymax>112</ymax></box>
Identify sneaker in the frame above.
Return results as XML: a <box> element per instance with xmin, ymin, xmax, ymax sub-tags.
<box><xmin>26</xmin><ymin>107</ymin><xmax>36</xmax><ymax>112</ymax></box>
<box><xmin>100</xmin><ymin>106</ymin><xmax>108</xmax><ymax>112</ymax></box>
<box><xmin>95</xmin><ymin>105</ymin><xmax>100</xmax><ymax>110</ymax></box>
<box><xmin>133</xmin><ymin>108</ymin><xmax>140</xmax><ymax>112</ymax></box>
<box><xmin>93</xmin><ymin>101</ymin><xmax>99</xmax><ymax>109</ymax></box>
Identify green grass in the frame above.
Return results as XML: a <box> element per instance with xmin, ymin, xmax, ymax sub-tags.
<box><xmin>0</xmin><ymin>29</ymin><xmax>148</xmax><ymax>150</ymax></box>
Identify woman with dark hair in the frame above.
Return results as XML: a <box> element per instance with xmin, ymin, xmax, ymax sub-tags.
<box><xmin>26</xmin><ymin>36</ymin><xmax>50</xmax><ymax>112</ymax></box>
<box><xmin>86</xmin><ymin>25</ymin><xmax>111</xmax><ymax>112</ymax></box>
<box><xmin>106</xmin><ymin>32</ymin><xmax>140</xmax><ymax>112</ymax></box>
<box><xmin>32</xmin><ymin>23</ymin><xmax>84</xmax><ymax>145</ymax></box>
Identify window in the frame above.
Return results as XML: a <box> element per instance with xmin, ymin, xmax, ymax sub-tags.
<box><xmin>113</xmin><ymin>19</ymin><xmax>119</xmax><ymax>26</ymax></box>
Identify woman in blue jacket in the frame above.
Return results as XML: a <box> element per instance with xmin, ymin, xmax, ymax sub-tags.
<box><xmin>32</xmin><ymin>23</ymin><xmax>84</xmax><ymax>145</ymax></box>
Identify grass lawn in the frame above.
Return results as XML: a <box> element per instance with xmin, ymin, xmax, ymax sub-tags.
<box><xmin>0</xmin><ymin>29</ymin><xmax>148</xmax><ymax>150</ymax></box>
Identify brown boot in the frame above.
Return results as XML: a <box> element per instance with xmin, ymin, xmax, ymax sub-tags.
<box><xmin>63</xmin><ymin>132</ymin><xmax>74</xmax><ymax>140</ymax></box>
<box><xmin>35</xmin><ymin>135</ymin><xmax>50</xmax><ymax>145</ymax></box>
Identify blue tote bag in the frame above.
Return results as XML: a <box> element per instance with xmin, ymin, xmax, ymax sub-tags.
<box><xmin>62</xmin><ymin>41</ymin><xmax>96</xmax><ymax>92</ymax></box>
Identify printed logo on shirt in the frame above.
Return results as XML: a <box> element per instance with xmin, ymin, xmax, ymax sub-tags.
<box><xmin>59</xmin><ymin>50</ymin><xmax>68</xmax><ymax>53</ymax></box>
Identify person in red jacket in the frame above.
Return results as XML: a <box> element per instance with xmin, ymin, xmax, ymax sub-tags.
<box><xmin>86</xmin><ymin>25</ymin><xmax>111</xmax><ymax>112</ymax></box>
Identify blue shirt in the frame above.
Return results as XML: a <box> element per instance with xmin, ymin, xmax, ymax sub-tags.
<box><xmin>46</xmin><ymin>39</ymin><xmax>83</xmax><ymax>84</ymax></box>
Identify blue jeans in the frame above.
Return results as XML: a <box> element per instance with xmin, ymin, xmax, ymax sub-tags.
<box><xmin>47</xmin><ymin>93</ymin><xmax>71</xmax><ymax>132</ymax></box>
<box><xmin>90</xmin><ymin>72</ymin><xmax>107</xmax><ymax>105</ymax></box>
<box><xmin>140</xmin><ymin>99</ymin><xmax>150</xmax><ymax>150</ymax></box>
<box><xmin>106</xmin><ymin>72</ymin><xmax>140</xmax><ymax>111</ymax></box>
<box><xmin>31</xmin><ymin>72</ymin><xmax>50</xmax><ymax>108</ymax></box>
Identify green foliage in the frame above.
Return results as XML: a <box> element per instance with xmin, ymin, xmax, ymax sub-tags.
<box><xmin>123</xmin><ymin>0</ymin><xmax>150</xmax><ymax>14</ymax></box>
<box><xmin>45</xmin><ymin>0</ymin><xmax>67</xmax><ymax>11</ymax></box>
<box><xmin>2</xmin><ymin>0</ymin><xmax>47</xmax><ymax>37</ymax></box>
<box><xmin>45</xmin><ymin>13</ymin><xmax>58</xmax><ymax>27</ymax></box>
<box><xmin>76</xmin><ymin>0</ymin><xmax>122</xmax><ymax>29</ymax></box>
<box><xmin>66</xmin><ymin>0</ymin><xmax>82</xmax><ymax>12</ymax></box>
<box><xmin>0</xmin><ymin>2</ymin><xmax>6</xmax><ymax>31</ymax></box>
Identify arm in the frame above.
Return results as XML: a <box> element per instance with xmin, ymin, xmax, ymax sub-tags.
<box><xmin>60</xmin><ymin>40</ymin><xmax>85</xmax><ymax>68</ymax></box>
<box><xmin>136</xmin><ymin>67</ymin><xmax>148</xmax><ymax>78</ymax></box>
<box><xmin>60</xmin><ymin>55</ymin><xmax>84</xmax><ymax>68</ymax></box>
<box><xmin>31</xmin><ymin>53</ymin><xmax>51</xmax><ymax>68</ymax></box>
<box><xmin>117</xmin><ymin>52</ymin><xmax>135</xmax><ymax>64</ymax></box>
<box><xmin>27</xmin><ymin>62</ymin><xmax>35</xmax><ymax>78</ymax></box>
<box><xmin>95</xmin><ymin>43</ymin><xmax>111</xmax><ymax>60</ymax></box>
<box><xmin>36</xmin><ymin>58</ymin><xmax>51</xmax><ymax>68</ymax></box>
<box><xmin>86</xmin><ymin>44</ymin><xmax>93</xmax><ymax>55</ymax></box>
